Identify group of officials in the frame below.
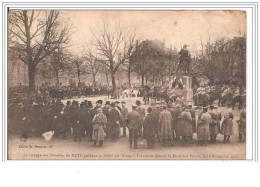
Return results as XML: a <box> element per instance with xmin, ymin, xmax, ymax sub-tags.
<box><xmin>8</xmin><ymin>97</ymin><xmax>246</xmax><ymax>149</ymax></box>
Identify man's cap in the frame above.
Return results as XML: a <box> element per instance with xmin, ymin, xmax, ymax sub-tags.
<box><xmin>105</xmin><ymin>101</ymin><xmax>110</xmax><ymax>105</ymax></box>
<box><xmin>210</xmin><ymin>105</ymin><xmax>214</xmax><ymax>109</ymax></box>
<box><xmin>115</xmin><ymin>101</ymin><xmax>120</xmax><ymax>104</ymax></box>
<box><xmin>121</xmin><ymin>101</ymin><xmax>126</xmax><ymax>104</ymax></box>
<box><xmin>136</xmin><ymin>100</ymin><xmax>141</xmax><ymax>105</ymax></box>
<box><xmin>111</xmin><ymin>102</ymin><xmax>116</xmax><ymax>107</ymax></box>
<box><xmin>96</xmin><ymin>100</ymin><xmax>103</xmax><ymax>104</ymax></box>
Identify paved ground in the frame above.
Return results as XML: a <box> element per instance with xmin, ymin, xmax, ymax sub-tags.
<box><xmin>8</xmin><ymin>96</ymin><xmax>246</xmax><ymax>160</ymax></box>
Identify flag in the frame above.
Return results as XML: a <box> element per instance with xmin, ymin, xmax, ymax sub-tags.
<box><xmin>42</xmin><ymin>131</ymin><xmax>55</xmax><ymax>141</ymax></box>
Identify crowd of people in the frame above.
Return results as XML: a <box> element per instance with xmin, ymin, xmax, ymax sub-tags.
<box><xmin>8</xmin><ymin>94</ymin><xmax>246</xmax><ymax>149</ymax></box>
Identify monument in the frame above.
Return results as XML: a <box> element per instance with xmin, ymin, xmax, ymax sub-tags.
<box><xmin>168</xmin><ymin>45</ymin><xmax>194</xmax><ymax>105</ymax></box>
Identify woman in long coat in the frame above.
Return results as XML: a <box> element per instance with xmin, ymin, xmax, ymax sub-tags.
<box><xmin>179</xmin><ymin>108</ymin><xmax>193</xmax><ymax>142</ymax></box>
<box><xmin>221</xmin><ymin>112</ymin><xmax>234</xmax><ymax>143</ymax></box>
<box><xmin>159</xmin><ymin>106</ymin><xmax>173</xmax><ymax>146</ymax></box>
<box><xmin>197</xmin><ymin>107</ymin><xmax>211</xmax><ymax>144</ymax></box>
<box><xmin>92</xmin><ymin>108</ymin><xmax>107</xmax><ymax>147</ymax></box>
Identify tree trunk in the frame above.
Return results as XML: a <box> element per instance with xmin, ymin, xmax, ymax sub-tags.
<box><xmin>28</xmin><ymin>63</ymin><xmax>36</xmax><ymax>93</ymax></box>
<box><xmin>161</xmin><ymin>75</ymin><xmax>164</xmax><ymax>85</ymax></box>
<box><xmin>92</xmin><ymin>74</ymin><xmax>96</xmax><ymax>89</ymax></box>
<box><xmin>77</xmin><ymin>70</ymin><xmax>81</xmax><ymax>86</ymax></box>
<box><xmin>111</xmin><ymin>72</ymin><xmax>116</xmax><ymax>98</ymax></box>
<box><xmin>55</xmin><ymin>70</ymin><xmax>59</xmax><ymax>86</ymax></box>
<box><xmin>105</xmin><ymin>71</ymin><xmax>109</xmax><ymax>85</ymax></box>
<box><xmin>141</xmin><ymin>74</ymin><xmax>144</xmax><ymax>87</ymax></box>
<box><xmin>128</xmin><ymin>68</ymin><xmax>131</xmax><ymax>88</ymax></box>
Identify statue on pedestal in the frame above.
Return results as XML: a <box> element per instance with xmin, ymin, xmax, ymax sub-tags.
<box><xmin>178</xmin><ymin>44</ymin><xmax>191</xmax><ymax>75</ymax></box>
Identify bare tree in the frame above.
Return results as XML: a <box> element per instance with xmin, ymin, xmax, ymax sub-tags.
<box><xmin>49</xmin><ymin>47</ymin><xmax>71</xmax><ymax>86</ymax></box>
<box><xmin>8</xmin><ymin>10</ymin><xmax>70</xmax><ymax>93</ymax></box>
<box><xmin>84</xmin><ymin>52</ymin><xmax>102</xmax><ymax>89</ymax></box>
<box><xmin>85</xmin><ymin>22</ymin><xmax>136</xmax><ymax>97</ymax></box>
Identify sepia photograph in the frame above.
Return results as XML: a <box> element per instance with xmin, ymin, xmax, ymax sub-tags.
<box><xmin>7</xmin><ymin>9</ymin><xmax>247</xmax><ymax>160</ymax></box>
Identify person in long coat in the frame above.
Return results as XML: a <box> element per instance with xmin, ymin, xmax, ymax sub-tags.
<box><xmin>221</xmin><ymin>112</ymin><xmax>234</xmax><ymax>143</ymax></box>
<box><xmin>107</xmin><ymin>103</ymin><xmax>121</xmax><ymax>141</ymax></box>
<box><xmin>179</xmin><ymin>107</ymin><xmax>193</xmax><ymax>142</ymax></box>
<box><xmin>19</xmin><ymin>102</ymin><xmax>31</xmax><ymax>141</ymax></box>
<box><xmin>173</xmin><ymin>104</ymin><xmax>183</xmax><ymax>141</ymax></box>
<box><xmin>92</xmin><ymin>108</ymin><xmax>107</xmax><ymax>147</ymax></box>
<box><xmin>188</xmin><ymin>105</ymin><xmax>197</xmax><ymax>133</ymax></box>
<box><xmin>136</xmin><ymin>100</ymin><xmax>145</xmax><ymax>139</ymax></box>
<box><xmin>143</xmin><ymin>107</ymin><xmax>157</xmax><ymax>148</ymax></box>
<box><xmin>237</xmin><ymin>106</ymin><xmax>246</xmax><ymax>142</ymax></box>
<box><xmin>121</xmin><ymin>101</ymin><xmax>128</xmax><ymax>137</ymax></box>
<box><xmin>86</xmin><ymin>101</ymin><xmax>96</xmax><ymax>141</ymax></box>
<box><xmin>62</xmin><ymin>101</ymin><xmax>72</xmax><ymax>138</ymax></box>
<box><xmin>152</xmin><ymin>104</ymin><xmax>161</xmax><ymax>140</ymax></box>
<box><xmin>208</xmin><ymin>106</ymin><xmax>219</xmax><ymax>143</ymax></box>
<box><xmin>159</xmin><ymin>105</ymin><xmax>173</xmax><ymax>146</ymax></box>
<box><xmin>71</xmin><ymin>102</ymin><xmax>84</xmax><ymax>142</ymax></box>
<box><xmin>197</xmin><ymin>107</ymin><xmax>211</xmax><ymax>144</ymax></box>
<box><xmin>126</xmin><ymin>105</ymin><xmax>141</xmax><ymax>149</ymax></box>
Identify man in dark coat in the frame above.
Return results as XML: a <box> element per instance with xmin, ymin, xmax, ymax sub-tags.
<box><xmin>152</xmin><ymin>103</ymin><xmax>161</xmax><ymax>140</ymax></box>
<box><xmin>115</xmin><ymin>101</ymin><xmax>121</xmax><ymax>112</ymax></box>
<box><xmin>102</xmin><ymin>101</ymin><xmax>110</xmax><ymax>118</ymax></box>
<box><xmin>172</xmin><ymin>104</ymin><xmax>182</xmax><ymax>141</ymax></box>
<box><xmin>121</xmin><ymin>101</ymin><xmax>128</xmax><ymax>137</ymax></box>
<box><xmin>86</xmin><ymin>101</ymin><xmax>97</xmax><ymax>141</ymax></box>
<box><xmin>209</xmin><ymin>105</ymin><xmax>219</xmax><ymax>143</ymax></box>
<box><xmin>71</xmin><ymin>101</ymin><xmax>83</xmax><ymax>141</ymax></box>
<box><xmin>62</xmin><ymin>101</ymin><xmax>72</xmax><ymax>138</ymax></box>
<box><xmin>136</xmin><ymin>100</ymin><xmax>145</xmax><ymax>139</ymax></box>
<box><xmin>107</xmin><ymin>102</ymin><xmax>121</xmax><ymax>141</ymax></box>
<box><xmin>188</xmin><ymin>105</ymin><xmax>197</xmax><ymax>134</ymax></box>
<box><xmin>143</xmin><ymin>107</ymin><xmax>157</xmax><ymax>148</ymax></box>
<box><xmin>126</xmin><ymin>105</ymin><xmax>141</xmax><ymax>149</ymax></box>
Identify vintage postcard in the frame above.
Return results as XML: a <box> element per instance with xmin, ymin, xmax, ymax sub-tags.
<box><xmin>7</xmin><ymin>9</ymin><xmax>247</xmax><ymax>160</ymax></box>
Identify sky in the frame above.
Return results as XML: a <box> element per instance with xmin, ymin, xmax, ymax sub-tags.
<box><xmin>62</xmin><ymin>10</ymin><xmax>246</xmax><ymax>54</ymax></box>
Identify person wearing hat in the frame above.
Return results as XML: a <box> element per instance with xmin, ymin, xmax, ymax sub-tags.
<box><xmin>70</xmin><ymin>101</ymin><xmax>84</xmax><ymax>142</ymax></box>
<box><xmin>187</xmin><ymin>104</ymin><xmax>197</xmax><ymax>134</ymax></box>
<box><xmin>107</xmin><ymin>102</ymin><xmax>121</xmax><ymax>141</ymax></box>
<box><xmin>173</xmin><ymin>104</ymin><xmax>183</xmax><ymax>141</ymax></box>
<box><xmin>237</xmin><ymin>104</ymin><xmax>246</xmax><ymax>142</ymax></box>
<box><xmin>208</xmin><ymin>105</ymin><xmax>219</xmax><ymax>143</ymax></box>
<box><xmin>61</xmin><ymin>100</ymin><xmax>72</xmax><ymax>139</ymax></box>
<box><xmin>115</xmin><ymin>101</ymin><xmax>121</xmax><ymax>112</ymax></box>
<box><xmin>126</xmin><ymin>104</ymin><xmax>141</xmax><ymax>149</ymax></box>
<box><xmin>152</xmin><ymin>102</ymin><xmax>162</xmax><ymax>141</ymax></box>
<box><xmin>136</xmin><ymin>100</ymin><xmax>145</xmax><ymax>139</ymax></box>
<box><xmin>143</xmin><ymin>107</ymin><xmax>157</xmax><ymax>148</ymax></box>
<box><xmin>179</xmin><ymin>106</ymin><xmax>193</xmax><ymax>143</ymax></box>
<box><xmin>86</xmin><ymin>101</ymin><xmax>97</xmax><ymax>142</ymax></box>
<box><xmin>178</xmin><ymin>44</ymin><xmax>191</xmax><ymax>75</ymax></box>
<box><xmin>121</xmin><ymin>101</ymin><xmax>128</xmax><ymax>137</ymax></box>
<box><xmin>92</xmin><ymin>108</ymin><xmax>107</xmax><ymax>147</ymax></box>
<box><xmin>102</xmin><ymin>101</ymin><xmax>110</xmax><ymax>118</ymax></box>
<box><xmin>220</xmin><ymin>110</ymin><xmax>234</xmax><ymax>143</ymax></box>
<box><xmin>95</xmin><ymin>100</ymin><xmax>103</xmax><ymax>110</ymax></box>
<box><xmin>158</xmin><ymin>105</ymin><xmax>173</xmax><ymax>146</ymax></box>
<box><xmin>197</xmin><ymin>107</ymin><xmax>211</xmax><ymax>144</ymax></box>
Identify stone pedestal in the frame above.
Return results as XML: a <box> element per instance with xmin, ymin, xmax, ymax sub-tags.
<box><xmin>182</xmin><ymin>76</ymin><xmax>194</xmax><ymax>105</ymax></box>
